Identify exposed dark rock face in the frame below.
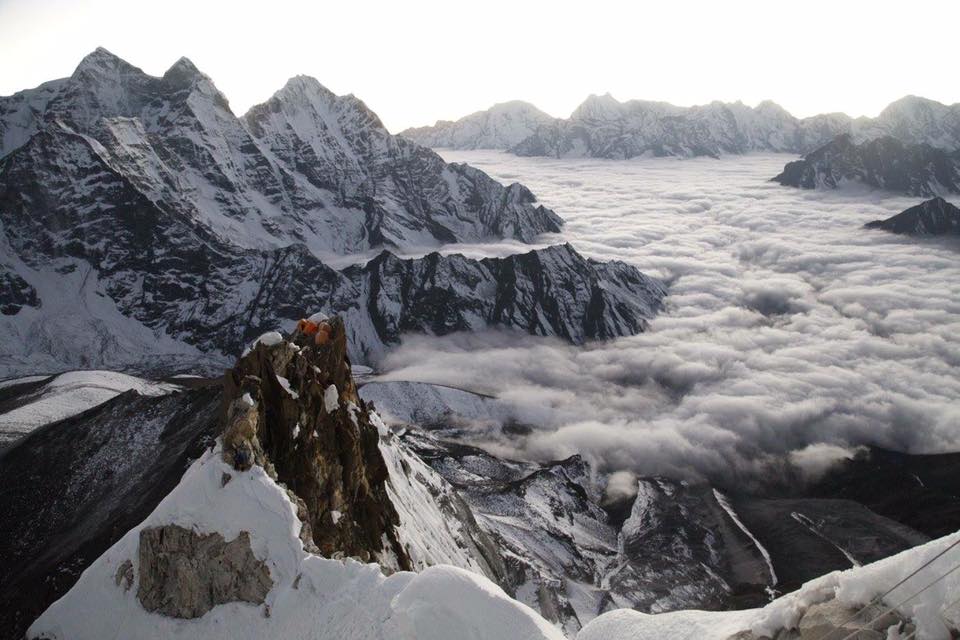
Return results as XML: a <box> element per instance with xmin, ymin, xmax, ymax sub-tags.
<box><xmin>221</xmin><ymin>316</ymin><xmax>410</xmax><ymax>568</ymax></box>
<box><xmin>726</xmin><ymin>496</ymin><xmax>927</xmax><ymax>597</ymax></box>
<box><xmin>0</xmin><ymin>267</ymin><xmax>39</xmax><ymax>315</ymax></box>
<box><xmin>0</xmin><ymin>385</ymin><xmax>221</xmax><ymax>640</ymax></box>
<box><xmin>807</xmin><ymin>447</ymin><xmax>960</xmax><ymax>539</ymax></box>
<box><xmin>865</xmin><ymin>197</ymin><xmax>960</xmax><ymax>235</ymax></box>
<box><xmin>772</xmin><ymin>134</ymin><xmax>960</xmax><ymax>196</ymax></box>
<box><xmin>337</xmin><ymin>244</ymin><xmax>666</xmax><ymax>363</ymax></box>
<box><xmin>137</xmin><ymin>525</ymin><xmax>272</xmax><ymax>619</ymax></box>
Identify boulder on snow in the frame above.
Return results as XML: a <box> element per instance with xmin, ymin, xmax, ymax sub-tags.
<box><xmin>137</xmin><ymin>525</ymin><xmax>272</xmax><ymax>619</ymax></box>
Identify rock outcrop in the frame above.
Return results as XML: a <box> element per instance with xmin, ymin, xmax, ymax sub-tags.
<box><xmin>137</xmin><ymin>525</ymin><xmax>273</xmax><ymax>618</ymax></box>
<box><xmin>865</xmin><ymin>197</ymin><xmax>960</xmax><ymax>235</ymax></box>
<box><xmin>772</xmin><ymin>135</ymin><xmax>960</xmax><ymax>196</ymax></box>
<box><xmin>221</xmin><ymin>315</ymin><xmax>410</xmax><ymax>568</ymax></box>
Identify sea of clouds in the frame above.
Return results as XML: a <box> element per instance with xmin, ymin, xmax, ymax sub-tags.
<box><xmin>374</xmin><ymin>152</ymin><xmax>960</xmax><ymax>488</ymax></box>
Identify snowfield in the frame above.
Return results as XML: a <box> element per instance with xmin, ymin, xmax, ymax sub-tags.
<box><xmin>0</xmin><ymin>370</ymin><xmax>180</xmax><ymax>444</ymax></box>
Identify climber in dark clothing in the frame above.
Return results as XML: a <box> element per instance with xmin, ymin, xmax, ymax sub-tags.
<box><xmin>234</xmin><ymin>444</ymin><xmax>252</xmax><ymax>471</ymax></box>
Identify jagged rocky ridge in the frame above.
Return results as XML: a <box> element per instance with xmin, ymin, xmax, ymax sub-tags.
<box><xmin>407</xmin><ymin>93</ymin><xmax>960</xmax><ymax>159</ymax></box>
<box><xmin>0</xmin><ymin>49</ymin><xmax>669</xmax><ymax>376</ymax></box>
<box><xmin>865</xmin><ymin>197</ymin><xmax>960</xmax><ymax>235</ymax></box>
<box><xmin>220</xmin><ymin>316</ymin><xmax>410</xmax><ymax>567</ymax></box>
<box><xmin>0</xmin><ymin>137</ymin><xmax>665</xmax><ymax>368</ymax></box>
<box><xmin>400</xmin><ymin>100</ymin><xmax>556</xmax><ymax>150</ymax></box>
<box><xmin>359</xmin><ymin>381</ymin><xmax>942</xmax><ymax>634</ymax></box>
<box><xmin>772</xmin><ymin>134</ymin><xmax>960</xmax><ymax>196</ymax></box>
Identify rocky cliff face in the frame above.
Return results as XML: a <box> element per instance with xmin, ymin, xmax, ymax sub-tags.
<box><xmin>400</xmin><ymin>101</ymin><xmax>557</xmax><ymax>150</ymax></box>
<box><xmin>362</xmin><ymin>381</ymin><xmax>938</xmax><ymax>634</ymax></box>
<box><xmin>335</xmin><ymin>244</ymin><xmax>666</xmax><ymax>363</ymax></box>
<box><xmin>772</xmin><ymin>134</ymin><xmax>960</xmax><ymax>196</ymax></box>
<box><xmin>865</xmin><ymin>197</ymin><xmax>960</xmax><ymax>235</ymax></box>
<box><xmin>220</xmin><ymin>315</ymin><xmax>410</xmax><ymax>568</ymax></box>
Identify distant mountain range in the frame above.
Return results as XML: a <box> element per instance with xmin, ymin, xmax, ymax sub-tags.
<box><xmin>399</xmin><ymin>100</ymin><xmax>555</xmax><ymax>151</ymax></box>
<box><xmin>0</xmin><ymin>49</ymin><xmax>663</xmax><ymax>375</ymax></box>
<box><xmin>401</xmin><ymin>94</ymin><xmax>960</xmax><ymax>159</ymax></box>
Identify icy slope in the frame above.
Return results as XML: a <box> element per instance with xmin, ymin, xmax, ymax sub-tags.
<box><xmin>244</xmin><ymin>79</ymin><xmax>562</xmax><ymax>247</ymax></box>
<box><xmin>27</xmin><ymin>442</ymin><xmax>565</xmax><ymax>640</ymax></box>
<box><xmin>0</xmin><ymin>370</ymin><xmax>179</xmax><ymax>444</ymax></box>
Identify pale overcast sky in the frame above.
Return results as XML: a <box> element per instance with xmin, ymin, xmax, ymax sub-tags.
<box><xmin>1</xmin><ymin>0</ymin><xmax>957</xmax><ymax>132</ymax></box>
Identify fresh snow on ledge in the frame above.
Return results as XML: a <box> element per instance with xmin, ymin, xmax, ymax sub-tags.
<box><xmin>28</xmin><ymin>442</ymin><xmax>566</xmax><ymax>640</ymax></box>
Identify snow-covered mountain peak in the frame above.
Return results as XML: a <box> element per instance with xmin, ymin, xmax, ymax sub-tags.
<box><xmin>399</xmin><ymin>99</ymin><xmax>555</xmax><ymax>150</ymax></box>
<box><xmin>755</xmin><ymin>100</ymin><xmax>791</xmax><ymax>116</ymax></box>
<box><xmin>880</xmin><ymin>94</ymin><xmax>944</xmax><ymax>118</ymax></box>
<box><xmin>71</xmin><ymin>47</ymin><xmax>141</xmax><ymax>79</ymax></box>
<box><xmin>246</xmin><ymin>74</ymin><xmax>387</xmax><ymax>140</ymax></box>
<box><xmin>571</xmin><ymin>92</ymin><xmax>624</xmax><ymax>121</ymax></box>
<box><xmin>162</xmin><ymin>56</ymin><xmax>207</xmax><ymax>87</ymax></box>
<box><xmin>273</xmin><ymin>74</ymin><xmax>338</xmax><ymax>103</ymax></box>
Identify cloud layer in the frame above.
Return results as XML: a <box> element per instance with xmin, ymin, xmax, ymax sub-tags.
<box><xmin>376</xmin><ymin>152</ymin><xmax>960</xmax><ymax>487</ymax></box>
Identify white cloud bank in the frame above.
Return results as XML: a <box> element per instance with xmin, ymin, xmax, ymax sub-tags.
<box><xmin>375</xmin><ymin>152</ymin><xmax>960</xmax><ymax>487</ymax></box>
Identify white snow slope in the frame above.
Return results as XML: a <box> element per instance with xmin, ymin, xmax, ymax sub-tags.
<box><xmin>28</xmin><ymin>441</ymin><xmax>565</xmax><ymax>640</ymax></box>
<box><xmin>0</xmin><ymin>370</ymin><xmax>179</xmax><ymax>444</ymax></box>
